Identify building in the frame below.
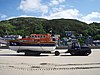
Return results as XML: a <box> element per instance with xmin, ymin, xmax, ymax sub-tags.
<box><xmin>85</xmin><ymin>36</ymin><xmax>93</xmax><ymax>46</ymax></box>
<box><xmin>93</xmin><ymin>40</ymin><xmax>100</xmax><ymax>46</ymax></box>
<box><xmin>61</xmin><ymin>31</ymin><xmax>77</xmax><ymax>46</ymax></box>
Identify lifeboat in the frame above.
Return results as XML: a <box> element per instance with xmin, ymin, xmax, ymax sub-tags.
<box><xmin>9</xmin><ymin>34</ymin><xmax>56</xmax><ymax>55</ymax></box>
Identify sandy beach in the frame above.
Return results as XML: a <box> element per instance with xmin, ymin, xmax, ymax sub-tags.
<box><xmin>0</xmin><ymin>49</ymin><xmax>100</xmax><ymax>75</ymax></box>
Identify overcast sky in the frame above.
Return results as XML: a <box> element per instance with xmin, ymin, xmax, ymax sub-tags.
<box><xmin>0</xmin><ymin>0</ymin><xmax>100</xmax><ymax>23</ymax></box>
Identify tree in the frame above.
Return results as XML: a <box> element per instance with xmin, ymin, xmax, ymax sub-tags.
<box><xmin>34</xmin><ymin>24</ymin><xmax>46</xmax><ymax>34</ymax></box>
<box><xmin>0</xmin><ymin>21</ymin><xmax>15</xmax><ymax>36</ymax></box>
<box><xmin>94</xmin><ymin>35</ymin><xmax>100</xmax><ymax>40</ymax></box>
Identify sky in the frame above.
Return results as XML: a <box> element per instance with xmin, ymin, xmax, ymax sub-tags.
<box><xmin>0</xmin><ymin>0</ymin><xmax>100</xmax><ymax>23</ymax></box>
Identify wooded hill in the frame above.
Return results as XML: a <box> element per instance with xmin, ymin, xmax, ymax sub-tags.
<box><xmin>0</xmin><ymin>17</ymin><xmax>100</xmax><ymax>40</ymax></box>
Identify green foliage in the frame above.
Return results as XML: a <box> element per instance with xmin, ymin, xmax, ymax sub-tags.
<box><xmin>34</xmin><ymin>24</ymin><xmax>46</xmax><ymax>34</ymax></box>
<box><xmin>78</xmin><ymin>38</ymin><xmax>84</xmax><ymax>45</ymax></box>
<box><xmin>0</xmin><ymin>17</ymin><xmax>100</xmax><ymax>40</ymax></box>
<box><xmin>0</xmin><ymin>20</ymin><xmax>15</xmax><ymax>36</ymax></box>
<box><xmin>94</xmin><ymin>35</ymin><xmax>100</xmax><ymax>40</ymax></box>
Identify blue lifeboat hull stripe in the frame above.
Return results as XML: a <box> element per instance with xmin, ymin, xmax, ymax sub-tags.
<box><xmin>10</xmin><ymin>42</ymin><xmax>56</xmax><ymax>46</ymax></box>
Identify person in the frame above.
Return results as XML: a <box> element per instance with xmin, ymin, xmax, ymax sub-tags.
<box><xmin>71</xmin><ymin>42</ymin><xmax>80</xmax><ymax>50</ymax></box>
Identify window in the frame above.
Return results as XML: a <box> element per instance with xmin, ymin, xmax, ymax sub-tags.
<box><xmin>41</xmin><ymin>35</ymin><xmax>42</xmax><ymax>38</ymax></box>
<box><xmin>38</xmin><ymin>36</ymin><xmax>40</xmax><ymax>38</ymax></box>
<box><xmin>35</xmin><ymin>36</ymin><xmax>37</xmax><ymax>38</ymax></box>
<box><xmin>43</xmin><ymin>36</ymin><xmax>45</xmax><ymax>38</ymax></box>
<box><xmin>31</xmin><ymin>36</ymin><xmax>35</xmax><ymax>38</ymax></box>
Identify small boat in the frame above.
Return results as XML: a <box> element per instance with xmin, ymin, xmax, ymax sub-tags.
<box><xmin>9</xmin><ymin>34</ymin><xmax>56</xmax><ymax>55</ymax></box>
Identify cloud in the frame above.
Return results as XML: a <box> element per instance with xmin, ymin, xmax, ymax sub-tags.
<box><xmin>0</xmin><ymin>14</ymin><xmax>7</xmax><ymax>19</ymax></box>
<box><xmin>49</xmin><ymin>0</ymin><xmax>65</xmax><ymax>6</ymax></box>
<box><xmin>42</xmin><ymin>9</ymin><xmax>80</xmax><ymax>19</ymax></box>
<box><xmin>18</xmin><ymin>0</ymin><xmax>66</xmax><ymax>15</ymax></box>
<box><xmin>6</xmin><ymin>10</ymin><xmax>100</xmax><ymax>24</ymax></box>
<box><xmin>58</xmin><ymin>0</ymin><xmax>65</xmax><ymax>3</ymax></box>
<box><xmin>1</xmin><ymin>0</ymin><xmax>99</xmax><ymax>24</ymax></box>
<box><xmin>41</xmin><ymin>8</ymin><xmax>100</xmax><ymax>24</ymax></box>
<box><xmin>7</xmin><ymin>15</ymin><xmax>34</xmax><ymax>20</ymax></box>
<box><xmin>82</xmin><ymin>12</ymin><xmax>100</xmax><ymax>23</ymax></box>
<box><xmin>18</xmin><ymin>0</ymin><xmax>48</xmax><ymax>15</ymax></box>
<box><xmin>7</xmin><ymin>8</ymin><xmax>80</xmax><ymax>20</ymax></box>
<box><xmin>51</xmin><ymin>0</ymin><xmax>59</xmax><ymax>5</ymax></box>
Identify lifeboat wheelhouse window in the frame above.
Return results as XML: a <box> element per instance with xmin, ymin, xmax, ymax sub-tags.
<box><xmin>38</xmin><ymin>36</ymin><xmax>40</xmax><ymax>38</ymax></box>
<box><xmin>43</xmin><ymin>36</ymin><xmax>45</xmax><ymax>38</ymax></box>
<box><xmin>31</xmin><ymin>36</ymin><xmax>35</xmax><ymax>38</ymax></box>
<box><xmin>35</xmin><ymin>35</ymin><xmax>37</xmax><ymax>38</ymax></box>
<box><xmin>40</xmin><ymin>35</ymin><xmax>42</xmax><ymax>38</ymax></box>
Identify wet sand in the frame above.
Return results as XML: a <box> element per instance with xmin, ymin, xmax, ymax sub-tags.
<box><xmin>0</xmin><ymin>49</ymin><xmax>100</xmax><ymax>75</ymax></box>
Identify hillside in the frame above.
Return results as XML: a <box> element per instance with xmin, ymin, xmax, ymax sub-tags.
<box><xmin>0</xmin><ymin>17</ymin><xmax>100</xmax><ymax>39</ymax></box>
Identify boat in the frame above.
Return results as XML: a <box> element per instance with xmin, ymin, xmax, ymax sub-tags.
<box><xmin>9</xmin><ymin>34</ymin><xmax>56</xmax><ymax>55</ymax></box>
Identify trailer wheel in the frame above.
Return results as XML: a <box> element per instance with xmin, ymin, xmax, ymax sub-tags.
<box><xmin>55</xmin><ymin>51</ymin><xmax>60</xmax><ymax>56</ymax></box>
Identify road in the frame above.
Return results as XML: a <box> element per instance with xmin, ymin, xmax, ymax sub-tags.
<box><xmin>0</xmin><ymin>49</ymin><xmax>100</xmax><ymax>75</ymax></box>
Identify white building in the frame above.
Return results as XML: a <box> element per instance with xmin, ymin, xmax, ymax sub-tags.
<box><xmin>93</xmin><ymin>40</ymin><xmax>100</xmax><ymax>46</ymax></box>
